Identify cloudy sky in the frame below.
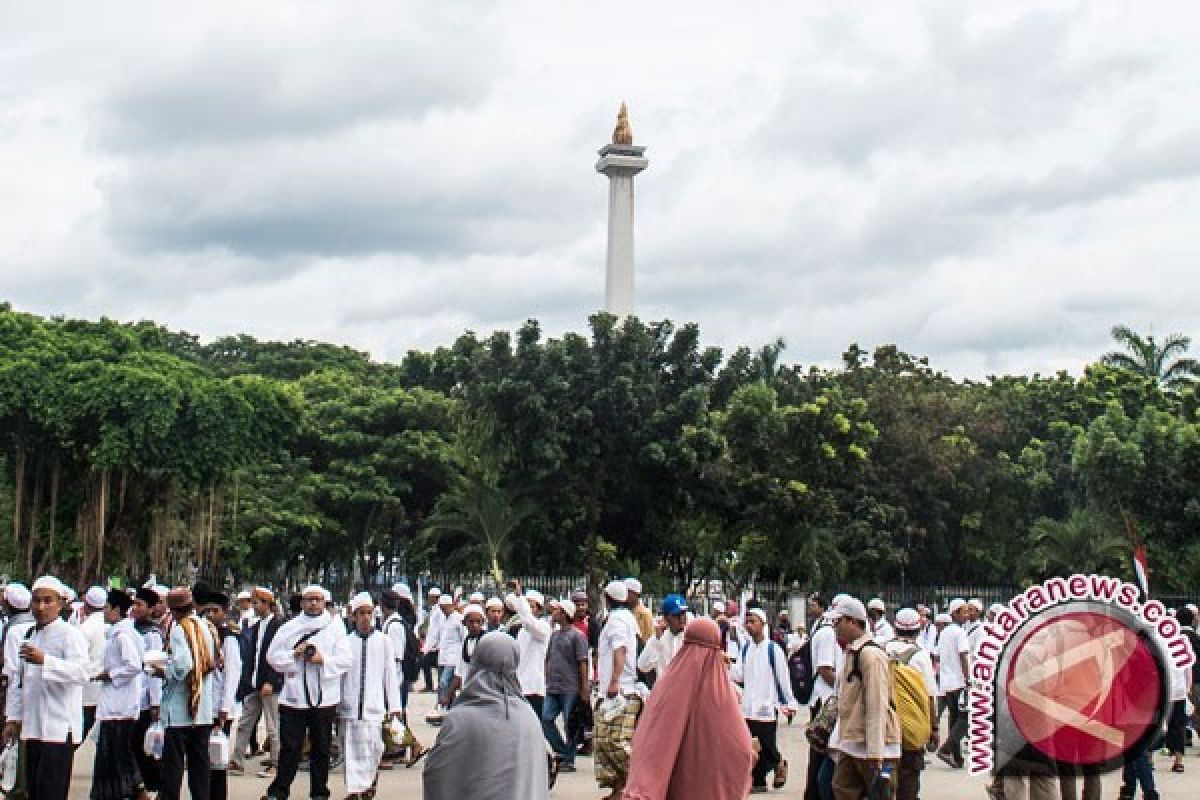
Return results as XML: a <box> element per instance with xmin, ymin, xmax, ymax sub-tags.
<box><xmin>4</xmin><ymin>1</ymin><xmax>1199</xmax><ymax>377</ymax></box>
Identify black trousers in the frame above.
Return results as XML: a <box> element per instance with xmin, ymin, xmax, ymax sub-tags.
<box><xmin>747</xmin><ymin>719</ymin><xmax>781</xmax><ymax>788</ymax></box>
<box><xmin>421</xmin><ymin>651</ymin><xmax>437</xmax><ymax>691</ymax></box>
<box><xmin>804</xmin><ymin>702</ymin><xmax>828</xmax><ymax>800</ymax></box>
<box><xmin>941</xmin><ymin>688</ymin><xmax>965</xmax><ymax>761</ymax></box>
<box><xmin>131</xmin><ymin>709</ymin><xmax>161</xmax><ymax>791</ymax></box>
<box><xmin>25</xmin><ymin>739</ymin><xmax>74</xmax><ymax>800</ymax></box>
<box><xmin>92</xmin><ymin>719</ymin><xmax>144</xmax><ymax>800</ymax></box>
<box><xmin>160</xmin><ymin>724</ymin><xmax>212</xmax><ymax>800</ymax></box>
<box><xmin>81</xmin><ymin>706</ymin><xmax>97</xmax><ymax>742</ymax></box>
<box><xmin>525</xmin><ymin>694</ymin><xmax>544</xmax><ymax>719</ymax></box>
<box><xmin>269</xmin><ymin>705</ymin><xmax>337</xmax><ymax>800</ymax></box>
<box><xmin>1165</xmin><ymin>698</ymin><xmax>1188</xmax><ymax>755</ymax></box>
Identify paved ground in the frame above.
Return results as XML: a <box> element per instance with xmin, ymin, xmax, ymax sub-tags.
<box><xmin>67</xmin><ymin>689</ymin><xmax>1197</xmax><ymax>798</ymax></box>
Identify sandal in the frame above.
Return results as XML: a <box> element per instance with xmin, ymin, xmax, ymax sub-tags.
<box><xmin>1172</xmin><ymin>763</ymin><xmax>1185</xmax><ymax>773</ymax></box>
<box><xmin>406</xmin><ymin>743</ymin><xmax>428</xmax><ymax>768</ymax></box>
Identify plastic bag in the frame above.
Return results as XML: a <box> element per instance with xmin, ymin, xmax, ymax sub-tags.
<box><xmin>599</xmin><ymin>694</ymin><xmax>628</xmax><ymax>723</ymax></box>
<box><xmin>143</xmin><ymin>720</ymin><xmax>165</xmax><ymax>760</ymax></box>
<box><xmin>208</xmin><ymin>730</ymin><xmax>230</xmax><ymax>770</ymax></box>
<box><xmin>0</xmin><ymin>740</ymin><xmax>18</xmax><ymax>792</ymax></box>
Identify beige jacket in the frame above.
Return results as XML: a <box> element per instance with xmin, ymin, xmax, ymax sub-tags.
<box><xmin>836</xmin><ymin>633</ymin><xmax>901</xmax><ymax>758</ymax></box>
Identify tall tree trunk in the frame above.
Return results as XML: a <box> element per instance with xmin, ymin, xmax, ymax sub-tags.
<box><xmin>24</xmin><ymin>458</ymin><xmax>43</xmax><ymax>578</ymax></box>
<box><xmin>96</xmin><ymin>468</ymin><xmax>110</xmax><ymax>579</ymax></box>
<box><xmin>35</xmin><ymin>459</ymin><xmax>61</xmax><ymax>577</ymax></box>
<box><xmin>11</xmin><ymin>440</ymin><xmax>25</xmax><ymax>544</ymax></box>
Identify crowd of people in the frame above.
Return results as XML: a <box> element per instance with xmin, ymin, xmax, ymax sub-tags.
<box><xmin>0</xmin><ymin>574</ymin><xmax>1196</xmax><ymax>800</ymax></box>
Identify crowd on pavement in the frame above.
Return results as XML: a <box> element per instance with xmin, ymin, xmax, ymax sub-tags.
<box><xmin>0</xmin><ymin>574</ymin><xmax>1196</xmax><ymax>800</ymax></box>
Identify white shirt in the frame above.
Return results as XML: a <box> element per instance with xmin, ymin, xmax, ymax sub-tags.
<box><xmin>597</xmin><ymin>607</ymin><xmax>639</xmax><ymax>694</ymax></box>
<box><xmin>97</xmin><ymin>618</ymin><xmax>144</xmax><ymax>721</ymax></box>
<box><xmin>872</xmin><ymin>618</ymin><xmax>895</xmax><ymax>645</ymax></box>
<box><xmin>423</xmin><ymin>606</ymin><xmax>445</xmax><ymax>653</ymax></box>
<box><xmin>966</xmin><ymin>620</ymin><xmax>985</xmax><ymax>656</ymax></box>
<box><xmin>435</xmin><ymin>612</ymin><xmax>464</xmax><ymax>668</ymax></box>
<box><xmin>917</xmin><ymin>623</ymin><xmax>938</xmax><ymax>654</ymax></box>
<box><xmin>2</xmin><ymin>614</ymin><xmax>35</xmax><ymax>713</ymax></box>
<box><xmin>885</xmin><ymin>638</ymin><xmax>938</xmax><ymax>698</ymax></box>
<box><xmin>267</xmin><ymin>612</ymin><xmax>354</xmax><ymax>709</ymax></box>
<box><xmin>8</xmin><ymin>619</ymin><xmax>91</xmax><ymax>743</ymax></box>
<box><xmin>212</xmin><ymin>632</ymin><xmax>242</xmax><ymax>715</ymax></box>
<box><xmin>79</xmin><ymin>609</ymin><xmax>108</xmax><ymax>707</ymax></box>
<box><xmin>937</xmin><ymin>623</ymin><xmax>969</xmax><ymax>694</ymax></box>
<box><xmin>809</xmin><ymin>623</ymin><xmax>843</xmax><ymax>708</ymax></box>
<box><xmin>338</xmin><ymin>630</ymin><xmax>401</xmax><ymax>722</ymax></box>
<box><xmin>136</xmin><ymin>622</ymin><xmax>164</xmax><ymax>710</ymax></box>
<box><xmin>511</xmin><ymin>595</ymin><xmax>551</xmax><ymax>696</ymax></box>
<box><xmin>382</xmin><ymin>612</ymin><xmax>408</xmax><ymax>686</ymax></box>
<box><xmin>733</xmin><ymin>637</ymin><xmax>799</xmax><ymax>722</ymax></box>
<box><xmin>637</xmin><ymin>621</ymin><xmax>689</xmax><ymax>677</ymax></box>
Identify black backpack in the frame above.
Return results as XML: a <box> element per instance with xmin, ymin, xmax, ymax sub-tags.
<box><xmin>789</xmin><ymin>621</ymin><xmax>829</xmax><ymax>705</ymax></box>
<box><xmin>387</xmin><ymin>616</ymin><xmax>422</xmax><ymax>683</ymax></box>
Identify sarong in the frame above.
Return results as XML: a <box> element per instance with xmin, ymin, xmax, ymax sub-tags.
<box><xmin>593</xmin><ymin>695</ymin><xmax>642</xmax><ymax>789</ymax></box>
<box><xmin>341</xmin><ymin>719</ymin><xmax>384</xmax><ymax>794</ymax></box>
<box><xmin>91</xmin><ymin>719</ymin><xmax>143</xmax><ymax>800</ymax></box>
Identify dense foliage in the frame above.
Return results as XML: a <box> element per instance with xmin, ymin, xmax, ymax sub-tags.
<box><xmin>1</xmin><ymin>303</ymin><xmax>1197</xmax><ymax>593</ymax></box>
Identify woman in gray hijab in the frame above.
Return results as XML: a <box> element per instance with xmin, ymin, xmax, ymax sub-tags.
<box><xmin>423</xmin><ymin>631</ymin><xmax>550</xmax><ymax>800</ymax></box>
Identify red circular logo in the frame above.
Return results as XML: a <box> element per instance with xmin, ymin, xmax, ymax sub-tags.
<box><xmin>1005</xmin><ymin>610</ymin><xmax>1162</xmax><ymax>765</ymax></box>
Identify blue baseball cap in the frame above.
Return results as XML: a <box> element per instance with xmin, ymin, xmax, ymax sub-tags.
<box><xmin>661</xmin><ymin>594</ymin><xmax>688</xmax><ymax>616</ymax></box>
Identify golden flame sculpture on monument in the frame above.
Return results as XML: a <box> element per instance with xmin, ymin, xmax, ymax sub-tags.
<box><xmin>612</xmin><ymin>101</ymin><xmax>634</xmax><ymax>145</ymax></box>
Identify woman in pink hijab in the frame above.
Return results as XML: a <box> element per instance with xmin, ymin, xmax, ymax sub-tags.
<box><xmin>622</xmin><ymin>617</ymin><xmax>754</xmax><ymax>800</ymax></box>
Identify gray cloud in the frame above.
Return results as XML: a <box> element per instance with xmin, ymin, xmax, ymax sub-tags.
<box><xmin>2</xmin><ymin>1</ymin><xmax>1199</xmax><ymax>380</ymax></box>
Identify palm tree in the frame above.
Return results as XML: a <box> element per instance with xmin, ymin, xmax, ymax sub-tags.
<box><xmin>1102</xmin><ymin>325</ymin><xmax>1199</xmax><ymax>390</ymax></box>
<box><xmin>1024</xmin><ymin>508</ymin><xmax>1128</xmax><ymax>580</ymax></box>
<box><xmin>423</xmin><ymin>467</ymin><xmax>538</xmax><ymax>585</ymax></box>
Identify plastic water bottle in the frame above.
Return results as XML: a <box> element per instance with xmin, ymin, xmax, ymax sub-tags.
<box><xmin>867</xmin><ymin>763</ymin><xmax>893</xmax><ymax>800</ymax></box>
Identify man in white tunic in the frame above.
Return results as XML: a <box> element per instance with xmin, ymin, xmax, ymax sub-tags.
<box><xmin>264</xmin><ymin>584</ymin><xmax>353</xmax><ymax>800</ymax></box>
<box><xmin>2</xmin><ymin>576</ymin><xmax>91</xmax><ymax>800</ymax></box>
<box><xmin>78</xmin><ymin>586</ymin><xmax>110</xmax><ymax>740</ymax></box>
<box><xmin>91</xmin><ymin>589</ymin><xmax>145</xmax><ymax>800</ymax></box>
<box><xmin>508</xmin><ymin>584</ymin><xmax>551</xmax><ymax>717</ymax></box>
<box><xmin>636</xmin><ymin>594</ymin><xmax>690</xmax><ymax>679</ymax></box>
<box><xmin>433</xmin><ymin>595</ymin><xmax>463</xmax><ymax>711</ymax></box>
<box><xmin>339</xmin><ymin>593</ymin><xmax>402</xmax><ymax>799</ymax></box>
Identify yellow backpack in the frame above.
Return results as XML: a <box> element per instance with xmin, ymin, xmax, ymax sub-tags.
<box><xmin>888</xmin><ymin>645</ymin><xmax>933</xmax><ymax>751</ymax></box>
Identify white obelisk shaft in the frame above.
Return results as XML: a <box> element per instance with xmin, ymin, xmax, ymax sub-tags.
<box><xmin>596</xmin><ymin>137</ymin><xmax>647</xmax><ymax>318</ymax></box>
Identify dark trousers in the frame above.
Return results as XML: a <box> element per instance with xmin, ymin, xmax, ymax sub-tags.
<box><xmin>421</xmin><ymin>652</ymin><xmax>437</xmax><ymax>691</ymax></box>
<box><xmin>897</xmin><ymin>749</ymin><xmax>925</xmax><ymax>800</ymax></box>
<box><xmin>747</xmin><ymin>718</ymin><xmax>780</xmax><ymax>788</ymax></box>
<box><xmin>525</xmin><ymin>694</ymin><xmax>544</xmax><ymax>719</ymax></box>
<box><xmin>269</xmin><ymin>705</ymin><xmax>337</xmax><ymax>800</ymax></box>
<box><xmin>940</xmin><ymin>688</ymin><xmax>965</xmax><ymax>762</ymax></box>
<box><xmin>81</xmin><ymin>706</ymin><xmax>97</xmax><ymax>742</ymax></box>
<box><xmin>1165</xmin><ymin>699</ymin><xmax>1188</xmax><ymax>755</ymax></box>
<box><xmin>160</xmin><ymin>724</ymin><xmax>212</xmax><ymax>800</ymax></box>
<box><xmin>1121</xmin><ymin>745</ymin><xmax>1158</xmax><ymax>799</ymax></box>
<box><xmin>131</xmin><ymin>710</ymin><xmax>161</xmax><ymax>792</ymax></box>
<box><xmin>25</xmin><ymin>739</ymin><xmax>74</xmax><ymax>800</ymax></box>
<box><xmin>805</xmin><ymin>702</ymin><xmax>828</xmax><ymax>800</ymax></box>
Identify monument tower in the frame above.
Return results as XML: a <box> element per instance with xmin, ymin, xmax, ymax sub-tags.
<box><xmin>596</xmin><ymin>102</ymin><xmax>648</xmax><ymax>318</ymax></box>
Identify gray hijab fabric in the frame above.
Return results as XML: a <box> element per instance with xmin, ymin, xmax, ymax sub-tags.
<box><xmin>423</xmin><ymin>632</ymin><xmax>549</xmax><ymax>800</ymax></box>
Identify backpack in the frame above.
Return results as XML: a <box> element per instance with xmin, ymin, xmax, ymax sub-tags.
<box><xmin>386</xmin><ymin>616</ymin><xmax>422</xmax><ymax>683</ymax></box>
<box><xmin>850</xmin><ymin>641</ymin><xmax>932</xmax><ymax>752</ymax></box>
<box><xmin>890</xmin><ymin>645</ymin><xmax>933</xmax><ymax>751</ymax></box>
<box><xmin>789</xmin><ymin>624</ymin><xmax>826</xmax><ymax>705</ymax></box>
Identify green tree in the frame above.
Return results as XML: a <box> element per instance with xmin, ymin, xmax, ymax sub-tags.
<box><xmin>1102</xmin><ymin>325</ymin><xmax>1199</xmax><ymax>391</ymax></box>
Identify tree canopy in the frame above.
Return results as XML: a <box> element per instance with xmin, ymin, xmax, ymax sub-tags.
<box><xmin>1</xmin><ymin>304</ymin><xmax>1196</xmax><ymax>595</ymax></box>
